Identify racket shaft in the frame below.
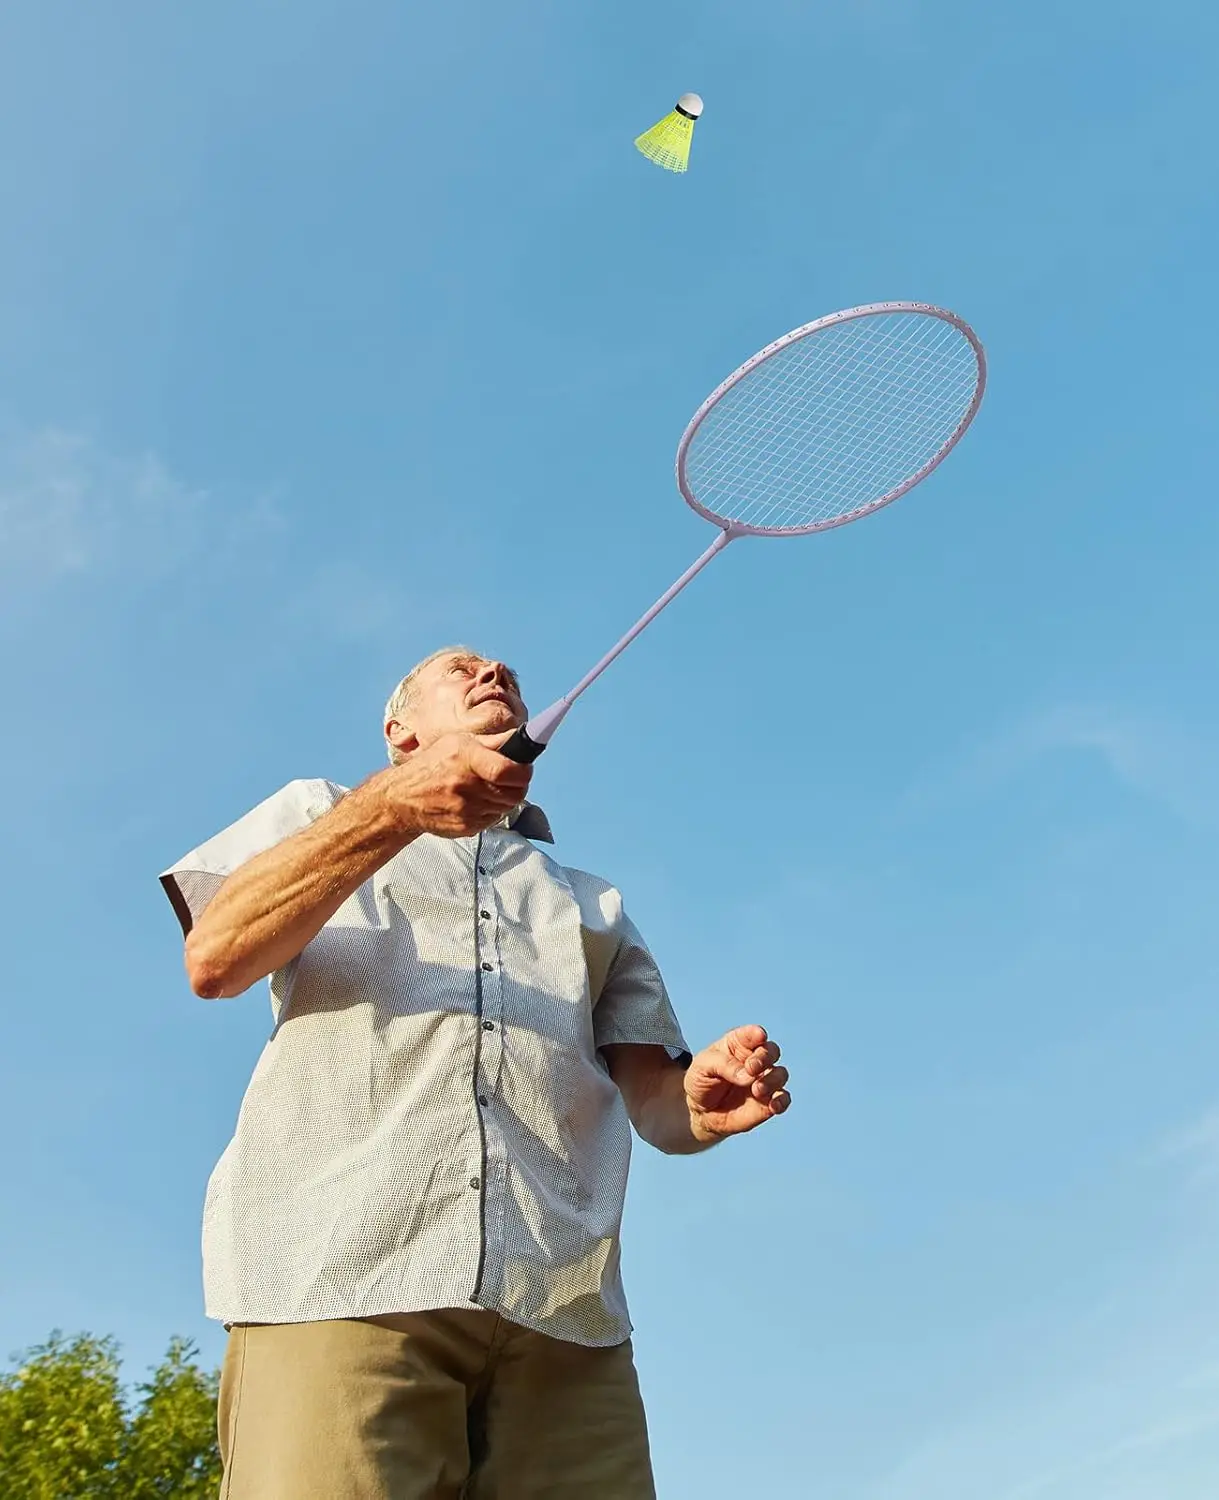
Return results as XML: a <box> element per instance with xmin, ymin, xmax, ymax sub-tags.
<box><xmin>499</xmin><ymin>527</ymin><xmax>735</xmax><ymax>764</ymax></box>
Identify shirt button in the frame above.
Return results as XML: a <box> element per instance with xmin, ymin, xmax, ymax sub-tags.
<box><xmin>478</xmin><ymin>1095</ymin><xmax>489</xmax><ymax>1107</ymax></box>
<box><xmin>480</xmin><ymin>961</ymin><xmax>493</xmax><ymax>972</ymax></box>
<box><xmin>469</xmin><ymin>1176</ymin><xmax>480</xmax><ymax>1189</ymax></box>
<box><xmin>479</xmin><ymin>909</ymin><xmax>491</xmax><ymax>920</ymax></box>
<box><xmin>478</xmin><ymin>866</ymin><xmax>487</xmax><ymax>875</ymax></box>
<box><xmin>481</xmin><ymin>1020</ymin><xmax>495</xmax><ymax>1031</ymax></box>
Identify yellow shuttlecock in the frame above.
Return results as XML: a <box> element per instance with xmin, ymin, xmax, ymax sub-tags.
<box><xmin>634</xmin><ymin>92</ymin><xmax>703</xmax><ymax>173</ymax></box>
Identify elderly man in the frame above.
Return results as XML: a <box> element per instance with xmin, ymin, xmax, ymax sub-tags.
<box><xmin>160</xmin><ymin>647</ymin><xmax>790</xmax><ymax>1500</ymax></box>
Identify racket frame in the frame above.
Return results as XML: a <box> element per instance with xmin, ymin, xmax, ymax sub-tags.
<box><xmin>677</xmin><ymin>300</ymin><xmax>987</xmax><ymax>536</ymax></box>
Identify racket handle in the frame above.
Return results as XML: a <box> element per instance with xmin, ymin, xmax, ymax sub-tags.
<box><xmin>499</xmin><ymin>726</ymin><xmax>547</xmax><ymax>764</ymax></box>
<box><xmin>498</xmin><ymin>700</ymin><xmax>571</xmax><ymax>764</ymax></box>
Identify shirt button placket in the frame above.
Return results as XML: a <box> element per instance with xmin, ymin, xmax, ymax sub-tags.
<box><xmin>475</xmin><ymin>848</ymin><xmax>503</xmax><ymax>1075</ymax></box>
<box><xmin>474</xmin><ymin>840</ymin><xmax>507</xmax><ymax>1301</ymax></box>
<box><xmin>477</xmin><ymin>956</ymin><xmax>503</xmax><ymax>1094</ymax></box>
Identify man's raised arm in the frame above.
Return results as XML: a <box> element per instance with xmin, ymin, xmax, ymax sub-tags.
<box><xmin>184</xmin><ymin>733</ymin><xmax>531</xmax><ymax>998</ymax></box>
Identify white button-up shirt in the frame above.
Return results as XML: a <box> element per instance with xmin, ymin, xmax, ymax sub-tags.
<box><xmin>161</xmin><ymin>779</ymin><xmax>689</xmax><ymax>1347</ymax></box>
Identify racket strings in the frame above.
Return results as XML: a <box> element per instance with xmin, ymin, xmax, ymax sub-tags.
<box><xmin>792</xmin><ymin>349</ymin><xmax>971</xmax><ymax>523</ymax></box>
<box><xmin>702</xmin><ymin>322</ymin><xmax>970</xmax><ymax>527</ymax></box>
<box><xmin>683</xmin><ymin>312</ymin><xmax>981</xmax><ymax>532</ymax></box>
<box><xmin>703</xmin><ymin>331</ymin><xmax>973</xmax><ymax>527</ymax></box>
<box><xmin>709</xmin><ymin>319</ymin><xmax>969</xmax><ymax>500</ymax></box>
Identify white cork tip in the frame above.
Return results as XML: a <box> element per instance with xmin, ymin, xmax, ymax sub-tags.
<box><xmin>676</xmin><ymin>93</ymin><xmax>704</xmax><ymax>118</ymax></box>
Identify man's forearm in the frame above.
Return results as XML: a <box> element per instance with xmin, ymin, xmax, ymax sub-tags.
<box><xmin>185</xmin><ymin>772</ymin><xmax>415</xmax><ymax>998</ymax></box>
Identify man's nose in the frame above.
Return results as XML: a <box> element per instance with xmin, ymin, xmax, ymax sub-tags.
<box><xmin>477</xmin><ymin>661</ymin><xmax>508</xmax><ymax>688</ymax></box>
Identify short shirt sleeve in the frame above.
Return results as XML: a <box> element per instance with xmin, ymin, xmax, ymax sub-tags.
<box><xmin>592</xmin><ymin>912</ymin><xmax>691</xmax><ymax>1067</ymax></box>
<box><xmin>159</xmin><ymin>778</ymin><xmax>345</xmax><ymax>936</ymax></box>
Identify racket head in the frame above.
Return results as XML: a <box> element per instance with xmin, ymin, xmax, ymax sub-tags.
<box><xmin>675</xmin><ymin>301</ymin><xmax>986</xmax><ymax>537</ymax></box>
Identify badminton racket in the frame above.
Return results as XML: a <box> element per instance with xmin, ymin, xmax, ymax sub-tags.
<box><xmin>500</xmin><ymin>301</ymin><xmax>986</xmax><ymax>764</ymax></box>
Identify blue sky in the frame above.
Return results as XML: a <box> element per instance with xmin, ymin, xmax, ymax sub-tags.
<box><xmin>2</xmin><ymin>0</ymin><xmax>1218</xmax><ymax>1494</ymax></box>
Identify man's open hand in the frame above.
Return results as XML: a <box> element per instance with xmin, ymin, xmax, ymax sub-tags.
<box><xmin>684</xmin><ymin>1024</ymin><xmax>790</xmax><ymax>1144</ymax></box>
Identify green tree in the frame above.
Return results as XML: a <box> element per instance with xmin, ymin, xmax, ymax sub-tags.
<box><xmin>0</xmin><ymin>1332</ymin><xmax>221</xmax><ymax>1499</ymax></box>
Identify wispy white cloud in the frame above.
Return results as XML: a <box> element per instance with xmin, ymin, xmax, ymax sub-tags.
<box><xmin>905</xmin><ymin>703</ymin><xmax>1219</xmax><ymax>832</ymax></box>
<box><xmin>0</xmin><ymin>424</ymin><xmax>402</xmax><ymax>645</ymax></box>
<box><xmin>0</xmin><ymin>426</ymin><xmax>207</xmax><ymax>581</ymax></box>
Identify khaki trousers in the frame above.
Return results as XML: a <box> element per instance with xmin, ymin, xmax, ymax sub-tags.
<box><xmin>217</xmin><ymin>1309</ymin><xmax>656</xmax><ymax>1500</ymax></box>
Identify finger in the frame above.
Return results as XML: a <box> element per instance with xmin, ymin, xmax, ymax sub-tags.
<box><xmin>751</xmin><ymin>1066</ymin><xmax>789</xmax><ymax>1101</ymax></box>
<box><xmin>459</xmin><ymin>781</ymin><xmax>517</xmax><ymax>814</ymax></box>
<box><xmin>466</xmin><ymin>737</ymin><xmax>533</xmax><ymax>780</ymax></box>
<box><xmin>459</xmin><ymin>763</ymin><xmax>533</xmax><ymax>809</ymax></box>
<box><xmin>766</xmin><ymin>1089</ymin><xmax>791</xmax><ymax>1115</ymax></box>
<box><xmin>476</xmin><ymin>731</ymin><xmax>537</xmax><ymax>775</ymax></box>
<box><xmin>471</xmin><ymin>780</ymin><xmax>526</xmax><ymax>812</ymax></box>
<box><xmin>692</xmin><ymin>1051</ymin><xmax>755</xmax><ymax>1089</ymax></box>
<box><xmin>689</xmin><ymin>1051</ymin><xmax>737</xmax><ymax>1084</ymax></box>
<box><xmin>451</xmin><ymin>778</ymin><xmax>520</xmax><ymax>817</ymax></box>
<box><xmin>722</xmin><ymin>1024</ymin><xmax>768</xmax><ymax>1062</ymax></box>
<box><xmin>476</xmin><ymin>758</ymin><xmax>534</xmax><ymax>798</ymax></box>
<box><xmin>740</xmin><ymin>1041</ymin><xmax>781</xmax><ymax>1078</ymax></box>
<box><xmin>727</xmin><ymin>1053</ymin><xmax>762</xmax><ymax>1086</ymax></box>
<box><xmin>481</xmin><ymin>729</ymin><xmax>528</xmax><ymax>752</ymax></box>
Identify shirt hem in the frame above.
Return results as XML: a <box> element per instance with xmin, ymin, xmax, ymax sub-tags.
<box><xmin>205</xmin><ymin>1295</ymin><xmax>635</xmax><ymax>1349</ymax></box>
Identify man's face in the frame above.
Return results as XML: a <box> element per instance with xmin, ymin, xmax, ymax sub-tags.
<box><xmin>389</xmin><ymin>652</ymin><xmax>526</xmax><ymax>753</ymax></box>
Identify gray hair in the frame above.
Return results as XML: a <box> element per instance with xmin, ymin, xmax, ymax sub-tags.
<box><xmin>383</xmin><ymin>645</ymin><xmax>478</xmax><ymax>764</ymax></box>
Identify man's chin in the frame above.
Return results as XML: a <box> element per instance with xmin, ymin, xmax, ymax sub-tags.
<box><xmin>472</xmin><ymin>706</ymin><xmax>521</xmax><ymax>735</ymax></box>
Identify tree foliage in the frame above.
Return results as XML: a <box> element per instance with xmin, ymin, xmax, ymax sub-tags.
<box><xmin>0</xmin><ymin>1332</ymin><xmax>221</xmax><ymax>1499</ymax></box>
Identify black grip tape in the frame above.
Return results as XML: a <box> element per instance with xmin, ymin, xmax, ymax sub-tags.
<box><xmin>499</xmin><ymin>726</ymin><xmax>547</xmax><ymax>764</ymax></box>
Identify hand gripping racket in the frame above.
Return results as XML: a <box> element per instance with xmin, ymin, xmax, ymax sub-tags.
<box><xmin>501</xmin><ymin>301</ymin><xmax>986</xmax><ymax>764</ymax></box>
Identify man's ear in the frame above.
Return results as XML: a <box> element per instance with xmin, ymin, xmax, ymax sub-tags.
<box><xmin>385</xmin><ymin>717</ymin><xmax>419</xmax><ymax>758</ymax></box>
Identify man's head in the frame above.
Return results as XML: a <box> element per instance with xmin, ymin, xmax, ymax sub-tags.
<box><xmin>384</xmin><ymin>647</ymin><xmax>527</xmax><ymax>764</ymax></box>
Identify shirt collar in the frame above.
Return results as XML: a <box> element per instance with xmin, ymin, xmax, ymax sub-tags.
<box><xmin>503</xmin><ymin>801</ymin><xmax>554</xmax><ymax>844</ymax></box>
